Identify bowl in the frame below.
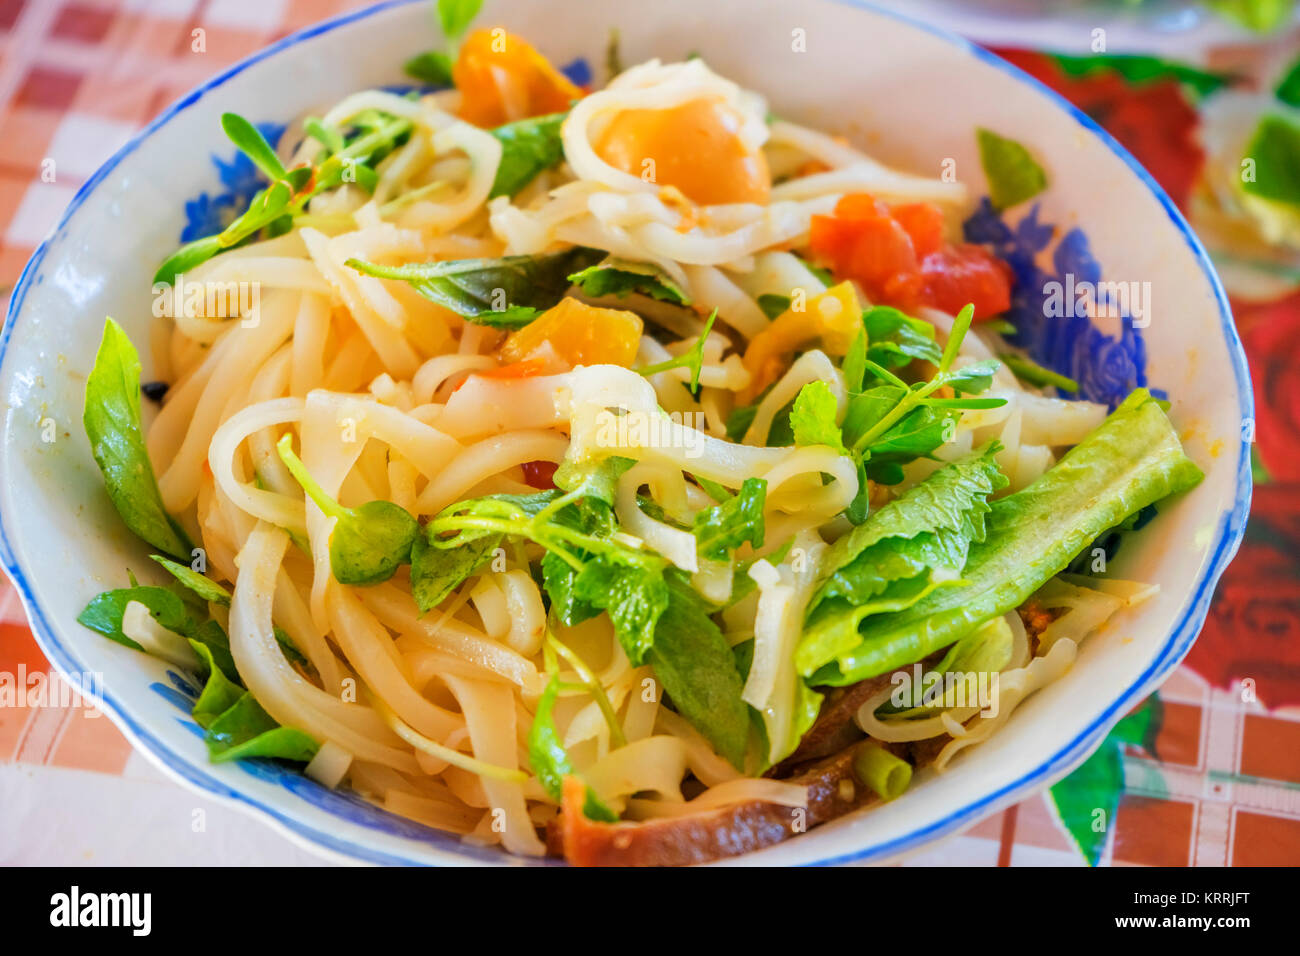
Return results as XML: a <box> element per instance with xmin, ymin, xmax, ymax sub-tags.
<box><xmin>0</xmin><ymin>0</ymin><xmax>1251</xmax><ymax>866</ymax></box>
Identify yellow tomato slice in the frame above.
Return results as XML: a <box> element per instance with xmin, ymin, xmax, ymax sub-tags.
<box><xmin>740</xmin><ymin>281</ymin><xmax>862</xmax><ymax>401</ymax></box>
<box><xmin>500</xmin><ymin>297</ymin><xmax>643</xmax><ymax>368</ymax></box>
<box><xmin>453</xmin><ymin>28</ymin><xmax>582</xmax><ymax>128</ymax></box>
<box><xmin>594</xmin><ymin>98</ymin><xmax>771</xmax><ymax>206</ymax></box>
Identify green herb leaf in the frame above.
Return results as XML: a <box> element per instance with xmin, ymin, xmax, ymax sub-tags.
<box><xmin>437</xmin><ymin>0</ymin><xmax>483</xmax><ymax>39</ymax></box>
<box><xmin>490</xmin><ymin>112</ymin><xmax>568</xmax><ymax>198</ymax></box>
<box><xmin>645</xmin><ymin>574</ymin><xmax>750</xmax><ymax>769</ymax></box>
<box><xmin>220</xmin><ymin>112</ymin><xmax>287</xmax><ymax>181</ymax></box>
<box><xmin>346</xmin><ymin>246</ymin><xmax>605</xmax><ymax>325</ymax></box>
<box><xmin>998</xmin><ymin>352</ymin><xmax>1079</xmax><ymax>392</ymax></box>
<box><xmin>277</xmin><ymin>435</ymin><xmax>418</xmax><ymax>586</ymax></box>
<box><xmin>528</xmin><ymin>673</ymin><xmax>619</xmax><ymax>820</ymax></box>
<box><xmin>757</xmin><ymin>293</ymin><xmax>791</xmax><ymax>319</ymax></box>
<box><xmin>693</xmin><ymin>478</ymin><xmax>767</xmax><ymax>561</ymax></box>
<box><xmin>569</xmin><ymin>257</ymin><xmax>691</xmax><ymax>304</ymax></box>
<box><xmin>404</xmin><ymin>50</ymin><xmax>455</xmax><ymax>86</ymax></box>
<box><xmin>205</xmin><ymin>693</ymin><xmax>319</xmax><ymax>763</ymax></box>
<box><xmin>1051</xmin><ymin>52</ymin><xmax>1236</xmax><ymax>100</ymax></box>
<box><xmin>977</xmin><ymin>127</ymin><xmax>1048</xmax><ymax>210</ymax></box>
<box><xmin>635</xmin><ymin>309</ymin><xmax>717</xmax><ymax>390</ymax></box>
<box><xmin>410</xmin><ymin>529</ymin><xmax>501</xmax><ymax>613</ymax></box>
<box><xmin>189</xmin><ymin>640</ymin><xmax>245</xmax><ymax>728</ymax></box>
<box><xmin>83</xmin><ymin>319</ymin><xmax>192</xmax><ymax>559</ymax></box>
<box><xmin>862</xmin><ymin>305</ymin><xmax>942</xmax><ymax>368</ymax></box>
<box><xmin>77</xmin><ymin>586</ymin><xmax>194</xmax><ymax>652</ymax></box>
<box><xmin>790</xmin><ymin>380</ymin><xmax>847</xmax><ymax>453</ymax></box>
<box><xmin>149</xmin><ymin>555</ymin><xmax>231</xmax><ymax>606</ymax></box>
<box><xmin>571</xmin><ymin>557</ymin><xmax>669</xmax><ymax>666</ymax></box>
<box><xmin>1241</xmin><ymin>112</ymin><xmax>1300</xmax><ymax>208</ymax></box>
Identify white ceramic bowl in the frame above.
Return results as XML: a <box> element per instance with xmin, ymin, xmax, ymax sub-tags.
<box><xmin>0</xmin><ymin>0</ymin><xmax>1251</xmax><ymax>866</ymax></box>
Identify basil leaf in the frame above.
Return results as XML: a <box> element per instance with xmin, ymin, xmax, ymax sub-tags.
<box><xmin>83</xmin><ymin>319</ymin><xmax>192</xmax><ymax>559</ymax></box>
<box><xmin>569</xmin><ymin>257</ymin><xmax>691</xmax><ymax>305</ymax></box>
<box><xmin>645</xmin><ymin>574</ymin><xmax>750</xmax><ymax>769</ymax></box>
<box><xmin>77</xmin><ymin>585</ymin><xmax>194</xmax><ymax>652</ymax></box>
<box><xmin>490</xmin><ymin>112</ymin><xmax>568</xmax><ymax>199</ymax></box>
<box><xmin>150</xmin><ymin>554</ymin><xmax>231</xmax><ymax>606</ymax></box>
<box><xmin>346</xmin><ymin>246</ymin><xmax>605</xmax><ymax>324</ymax></box>
<box><xmin>205</xmin><ymin>693</ymin><xmax>319</xmax><ymax>763</ymax></box>
<box><xmin>977</xmin><ymin>127</ymin><xmax>1048</xmax><ymax>210</ymax></box>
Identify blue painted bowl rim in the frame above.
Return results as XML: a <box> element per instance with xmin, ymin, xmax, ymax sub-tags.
<box><xmin>0</xmin><ymin>0</ymin><xmax>1253</xmax><ymax>867</ymax></box>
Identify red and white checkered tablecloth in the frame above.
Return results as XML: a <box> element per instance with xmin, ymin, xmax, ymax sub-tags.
<box><xmin>1</xmin><ymin>0</ymin><xmax>1298</xmax><ymax>866</ymax></box>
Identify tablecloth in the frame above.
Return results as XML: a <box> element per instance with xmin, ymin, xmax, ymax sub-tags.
<box><xmin>1</xmin><ymin>0</ymin><xmax>1298</xmax><ymax>866</ymax></box>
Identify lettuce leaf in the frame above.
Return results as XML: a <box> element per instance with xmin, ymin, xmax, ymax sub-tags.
<box><xmin>797</xmin><ymin>445</ymin><xmax>1006</xmax><ymax>676</ymax></box>
<box><xmin>812</xmin><ymin>390</ymin><xmax>1204</xmax><ymax>685</ymax></box>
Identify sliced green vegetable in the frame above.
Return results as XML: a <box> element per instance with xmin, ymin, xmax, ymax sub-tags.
<box><xmin>853</xmin><ymin>742</ymin><xmax>912</xmax><ymax>800</ymax></box>
<box><xmin>83</xmin><ymin>319</ymin><xmax>192</xmax><ymax>560</ymax></box>
<box><xmin>798</xmin><ymin>445</ymin><xmax>1006</xmax><ymax>676</ymax></box>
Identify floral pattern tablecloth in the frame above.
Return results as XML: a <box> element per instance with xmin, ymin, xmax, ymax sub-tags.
<box><xmin>0</xmin><ymin>0</ymin><xmax>1297</xmax><ymax>866</ymax></box>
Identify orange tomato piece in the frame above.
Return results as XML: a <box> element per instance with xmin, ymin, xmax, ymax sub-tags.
<box><xmin>453</xmin><ymin>28</ymin><xmax>582</xmax><ymax>128</ymax></box>
<box><xmin>499</xmin><ymin>297</ymin><xmax>643</xmax><ymax>368</ymax></box>
<box><xmin>594</xmin><ymin>98</ymin><xmax>771</xmax><ymax>206</ymax></box>
<box><xmin>807</xmin><ymin>193</ymin><xmax>1013</xmax><ymax>321</ymax></box>
<box><xmin>740</xmin><ymin>281</ymin><xmax>862</xmax><ymax>401</ymax></box>
<box><xmin>921</xmin><ymin>245</ymin><xmax>1014</xmax><ymax>319</ymax></box>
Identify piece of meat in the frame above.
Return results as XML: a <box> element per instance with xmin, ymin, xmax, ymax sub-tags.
<box><xmin>769</xmin><ymin>649</ymin><xmax>946</xmax><ymax>776</ymax></box>
<box><xmin>551</xmin><ymin>747</ymin><xmax>875</xmax><ymax>867</ymax></box>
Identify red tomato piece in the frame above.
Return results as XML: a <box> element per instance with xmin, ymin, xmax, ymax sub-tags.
<box><xmin>921</xmin><ymin>244</ymin><xmax>1014</xmax><ymax>320</ymax></box>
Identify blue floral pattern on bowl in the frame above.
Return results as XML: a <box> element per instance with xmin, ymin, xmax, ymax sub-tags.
<box><xmin>965</xmin><ymin>197</ymin><xmax>1159</xmax><ymax>408</ymax></box>
<box><xmin>180</xmin><ymin>122</ymin><xmax>287</xmax><ymax>243</ymax></box>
